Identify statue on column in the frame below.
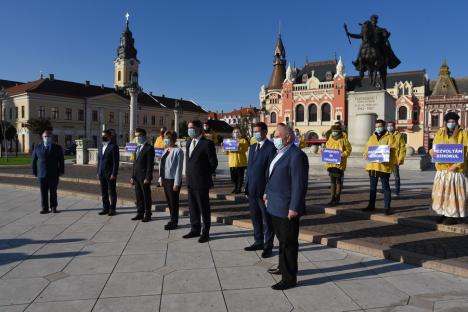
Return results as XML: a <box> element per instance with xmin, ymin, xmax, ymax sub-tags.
<box><xmin>344</xmin><ymin>15</ymin><xmax>400</xmax><ymax>89</ymax></box>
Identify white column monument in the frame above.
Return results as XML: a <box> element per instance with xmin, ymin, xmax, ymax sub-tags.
<box><xmin>128</xmin><ymin>84</ymin><xmax>140</xmax><ymax>141</ymax></box>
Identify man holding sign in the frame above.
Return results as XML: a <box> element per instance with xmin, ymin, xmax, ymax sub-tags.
<box><xmin>362</xmin><ymin>119</ymin><xmax>396</xmax><ymax>215</ymax></box>
<box><xmin>323</xmin><ymin>125</ymin><xmax>352</xmax><ymax>205</ymax></box>
<box><xmin>429</xmin><ymin>112</ymin><xmax>467</xmax><ymax>225</ymax></box>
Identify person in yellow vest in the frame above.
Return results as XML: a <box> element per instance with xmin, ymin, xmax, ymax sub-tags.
<box><xmin>294</xmin><ymin>129</ymin><xmax>306</xmax><ymax>149</ymax></box>
<box><xmin>225</xmin><ymin>127</ymin><xmax>249</xmax><ymax>194</ymax></box>
<box><xmin>386</xmin><ymin>121</ymin><xmax>406</xmax><ymax>196</ymax></box>
<box><xmin>154</xmin><ymin>127</ymin><xmax>167</xmax><ymax>150</ymax></box>
<box><xmin>203</xmin><ymin>122</ymin><xmax>218</xmax><ymax>145</ymax></box>
<box><xmin>429</xmin><ymin>112</ymin><xmax>468</xmax><ymax>225</ymax></box>
<box><xmin>324</xmin><ymin>125</ymin><xmax>352</xmax><ymax>205</ymax></box>
<box><xmin>249</xmin><ymin>136</ymin><xmax>257</xmax><ymax>145</ymax></box>
<box><xmin>362</xmin><ymin>119</ymin><xmax>396</xmax><ymax>215</ymax></box>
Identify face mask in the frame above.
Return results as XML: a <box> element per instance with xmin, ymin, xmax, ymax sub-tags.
<box><xmin>102</xmin><ymin>136</ymin><xmax>109</xmax><ymax>142</ymax></box>
<box><xmin>233</xmin><ymin>133</ymin><xmax>239</xmax><ymax>139</ymax></box>
<box><xmin>387</xmin><ymin>126</ymin><xmax>394</xmax><ymax>133</ymax></box>
<box><xmin>375</xmin><ymin>127</ymin><xmax>384</xmax><ymax>134</ymax></box>
<box><xmin>295</xmin><ymin>132</ymin><xmax>299</xmax><ymax>137</ymax></box>
<box><xmin>204</xmin><ymin>126</ymin><xmax>209</xmax><ymax>131</ymax></box>
<box><xmin>164</xmin><ymin>139</ymin><xmax>171</xmax><ymax>146</ymax></box>
<box><xmin>447</xmin><ymin>122</ymin><xmax>456</xmax><ymax>130</ymax></box>
<box><xmin>43</xmin><ymin>136</ymin><xmax>51</xmax><ymax>145</ymax></box>
<box><xmin>332</xmin><ymin>131</ymin><xmax>340</xmax><ymax>137</ymax></box>
<box><xmin>273</xmin><ymin>137</ymin><xmax>284</xmax><ymax>150</ymax></box>
<box><xmin>188</xmin><ymin>128</ymin><xmax>196</xmax><ymax>138</ymax></box>
<box><xmin>136</xmin><ymin>136</ymin><xmax>145</xmax><ymax>145</ymax></box>
<box><xmin>254</xmin><ymin>132</ymin><xmax>262</xmax><ymax>142</ymax></box>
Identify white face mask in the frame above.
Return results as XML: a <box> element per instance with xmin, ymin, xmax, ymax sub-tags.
<box><xmin>43</xmin><ymin>136</ymin><xmax>52</xmax><ymax>145</ymax></box>
<box><xmin>136</xmin><ymin>136</ymin><xmax>146</xmax><ymax>145</ymax></box>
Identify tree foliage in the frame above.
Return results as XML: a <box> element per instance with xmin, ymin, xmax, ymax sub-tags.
<box><xmin>26</xmin><ymin>118</ymin><xmax>52</xmax><ymax>137</ymax></box>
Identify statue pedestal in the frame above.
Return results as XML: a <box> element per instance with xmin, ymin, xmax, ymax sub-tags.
<box><xmin>347</xmin><ymin>90</ymin><xmax>395</xmax><ymax>153</ymax></box>
<box><xmin>75</xmin><ymin>139</ymin><xmax>92</xmax><ymax>165</ymax></box>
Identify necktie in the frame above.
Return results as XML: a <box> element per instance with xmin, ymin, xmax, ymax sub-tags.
<box><xmin>254</xmin><ymin>143</ymin><xmax>260</xmax><ymax>160</ymax></box>
<box><xmin>136</xmin><ymin>145</ymin><xmax>142</xmax><ymax>158</ymax></box>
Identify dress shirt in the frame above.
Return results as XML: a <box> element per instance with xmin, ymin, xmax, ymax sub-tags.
<box><xmin>269</xmin><ymin>143</ymin><xmax>292</xmax><ymax>176</ymax></box>
<box><xmin>102</xmin><ymin>142</ymin><xmax>109</xmax><ymax>155</ymax></box>
<box><xmin>189</xmin><ymin>134</ymin><xmax>203</xmax><ymax>157</ymax></box>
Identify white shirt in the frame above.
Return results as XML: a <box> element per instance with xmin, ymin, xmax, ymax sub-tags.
<box><xmin>256</xmin><ymin>139</ymin><xmax>266</xmax><ymax>150</ymax></box>
<box><xmin>102</xmin><ymin>142</ymin><xmax>109</xmax><ymax>155</ymax></box>
<box><xmin>269</xmin><ymin>143</ymin><xmax>292</xmax><ymax>176</ymax></box>
<box><xmin>189</xmin><ymin>134</ymin><xmax>203</xmax><ymax>157</ymax></box>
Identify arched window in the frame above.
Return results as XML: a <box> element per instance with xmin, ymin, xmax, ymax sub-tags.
<box><xmin>431</xmin><ymin>112</ymin><xmax>440</xmax><ymax>128</ymax></box>
<box><xmin>270</xmin><ymin>112</ymin><xmax>277</xmax><ymax>124</ymax></box>
<box><xmin>295</xmin><ymin>105</ymin><xmax>304</xmax><ymax>122</ymax></box>
<box><xmin>321</xmin><ymin>103</ymin><xmax>331</xmax><ymax>122</ymax></box>
<box><xmin>118</xmin><ymin>71</ymin><xmax>121</xmax><ymax>81</ymax></box>
<box><xmin>398</xmin><ymin>106</ymin><xmax>408</xmax><ymax>120</ymax></box>
<box><xmin>308</xmin><ymin>104</ymin><xmax>317</xmax><ymax>122</ymax></box>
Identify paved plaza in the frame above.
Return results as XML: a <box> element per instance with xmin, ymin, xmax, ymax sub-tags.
<box><xmin>1</xmin><ymin>187</ymin><xmax>468</xmax><ymax>312</ymax></box>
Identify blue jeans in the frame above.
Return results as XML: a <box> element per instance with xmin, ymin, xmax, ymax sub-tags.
<box><xmin>369</xmin><ymin>174</ymin><xmax>391</xmax><ymax>209</ymax></box>
<box><xmin>393</xmin><ymin>165</ymin><xmax>400</xmax><ymax>194</ymax></box>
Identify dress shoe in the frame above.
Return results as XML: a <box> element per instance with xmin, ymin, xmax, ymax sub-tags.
<box><xmin>51</xmin><ymin>207</ymin><xmax>59</xmax><ymax>213</ymax></box>
<box><xmin>183</xmin><ymin>231</ymin><xmax>200</xmax><ymax>239</ymax></box>
<box><xmin>108</xmin><ymin>210</ymin><xmax>116</xmax><ymax>216</ymax></box>
<box><xmin>198</xmin><ymin>233</ymin><xmax>210</xmax><ymax>243</ymax></box>
<box><xmin>40</xmin><ymin>209</ymin><xmax>50</xmax><ymax>214</ymax></box>
<box><xmin>443</xmin><ymin>217</ymin><xmax>457</xmax><ymax>225</ymax></box>
<box><xmin>131</xmin><ymin>215</ymin><xmax>144</xmax><ymax>221</ymax></box>
<box><xmin>436</xmin><ymin>215</ymin><xmax>447</xmax><ymax>224</ymax></box>
<box><xmin>99</xmin><ymin>210</ymin><xmax>109</xmax><ymax>215</ymax></box>
<box><xmin>362</xmin><ymin>206</ymin><xmax>375</xmax><ymax>212</ymax></box>
<box><xmin>244</xmin><ymin>244</ymin><xmax>263</xmax><ymax>251</ymax></box>
<box><xmin>271</xmin><ymin>280</ymin><xmax>297</xmax><ymax>290</ymax></box>
<box><xmin>231</xmin><ymin>189</ymin><xmax>237</xmax><ymax>194</ymax></box>
<box><xmin>164</xmin><ymin>222</ymin><xmax>178</xmax><ymax>230</ymax></box>
<box><xmin>141</xmin><ymin>215</ymin><xmax>152</xmax><ymax>222</ymax></box>
<box><xmin>267</xmin><ymin>267</ymin><xmax>281</xmax><ymax>275</ymax></box>
<box><xmin>261</xmin><ymin>248</ymin><xmax>273</xmax><ymax>258</ymax></box>
<box><xmin>327</xmin><ymin>199</ymin><xmax>336</xmax><ymax>206</ymax></box>
<box><xmin>384</xmin><ymin>208</ymin><xmax>393</xmax><ymax>216</ymax></box>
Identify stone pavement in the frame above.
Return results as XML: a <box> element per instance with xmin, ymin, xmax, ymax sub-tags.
<box><xmin>2</xmin><ymin>188</ymin><xmax>468</xmax><ymax>311</ymax></box>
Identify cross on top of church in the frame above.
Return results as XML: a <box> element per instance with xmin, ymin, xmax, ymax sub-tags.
<box><xmin>125</xmin><ymin>12</ymin><xmax>130</xmax><ymax>22</ymax></box>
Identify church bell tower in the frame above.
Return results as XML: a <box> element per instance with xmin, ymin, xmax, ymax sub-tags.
<box><xmin>114</xmin><ymin>13</ymin><xmax>140</xmax><ymax>89</ymax></box>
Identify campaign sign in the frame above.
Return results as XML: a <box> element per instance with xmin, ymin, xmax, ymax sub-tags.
<box><xmin>367</xmin><ymin>145</ymin><xmax>390</xmax><ymax>163</ymax></box>
<box><xmin>432</xmin><ymin>144</ymin><xmax>464</xmax><ymax>163</ymax></box>
<box><xmin>223</xmin><ymin>139</ymin><xmax>239</xmax><ymax>151</ymax></box>
<box><xmin>154</xmin><ymin>147</ymin><xmax>165</xmax><ymax>158</ymax></box>
<box><xmin>322</xmin><ymin>148</ymin><xmax>342</xmax><ymax>164</ymax></box>
<box><xmin>125</xmin><ymin>143</ymin><xmax>137</xmax><ymax>153</ymax></box>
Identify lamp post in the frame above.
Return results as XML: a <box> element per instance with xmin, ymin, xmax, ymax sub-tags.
<box><xmin>0</xmin><ymin>89</ymin><xmax>7</xmax><ymax>159</ymax></box>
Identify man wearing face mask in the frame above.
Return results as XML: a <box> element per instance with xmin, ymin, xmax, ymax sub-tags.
<box><xmin>386</xmin><ymin>121</ymin><xmax>406</xmax><ymax>196</ymax></box>
<box><xmin>362</xmin><ymin>119</ymin><xmax>396</xmax><ymax>215</ymax></box>
<box><xmin>32</xmin><ymin>129</ymin><xmax>65</xmax><ymax>214</ymax></box>
<box><xmin>184</xmin><ymin>120</ymin><xmax>218</xmax><ymax>243</ymax></box>
<box><xmin>264</xmin><ymin>124</ymin><xmax>309</xmax><ymax>290</ymax></box>
<box><xmin>130</xmin><ymin>128</ymin><xmax>155</xmax><ymax>222</ymax></box>
<box><xmin>244</xmin><ymin>122</ymin><xmax>277</xmax><ymax>258</ymax></box>
<box><xmin>430</xmin><ymin>112</ymin><xmax>468</xmax><ymax>225</ymax></box>
<box><xmin>96</xmin><ymin>130</ymin><xmax>120</xmax><ymax>216</ymax></box>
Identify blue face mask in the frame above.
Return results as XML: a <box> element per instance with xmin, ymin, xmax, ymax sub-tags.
<box><xmin>387</xmin><ymin>126</ymin><xmax>394</xmax><ymax>133</ymax></box>
<box><xmin>136</xmin><ymin>136</ymin><xmax>145</xmax><ymax>145</ymax></box>
<box><xmin>188</xmin><ymin>128</ymin><xmax>196</xmax><ymax>138</ymax></box>
<box><xmin>43</xmin><ymin>136</ymin><xmax>52</xmax><ymax>145</ymax></box>
<box><xmin>253</xmin><ymin>132</ymin><xmax>262</xmax><ymax>142</ymax></box>
<box><xmin>375</xmin><ymin>127</ymin><xmax>384</xmax><ymax>134</ymax></box>
<box><xmin>163</xmin><ymin>139</ymin><xmax>171</xmax><ymax>147</ymax></box>
<box><xmin>331</xmin><ymin>131</ymin><xmax>340</xmax><ymax>137</ymax></box>
<box><xmin>273</xmin><ymin>137</ymin><xmax>284</xmax><ymax>150</ymax></box>
<box><xmin>447</xmin><ymin>122</ymin><xmax>456</xmax><ymax>130</ymax></box>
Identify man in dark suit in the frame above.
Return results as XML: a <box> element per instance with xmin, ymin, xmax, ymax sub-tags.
<box><xmin>183</xmin><ymin>120</ymin><xmax>218</xmax><ymax>243</ymax></box>
<box><xmin>97</xmin><ymin>129</ymin><xmax>120</xmax><ymax>216</ymax></box>
<box><xmin>244</xmin><ymin>122</ymin><xmax>276</xmax><ymax>258</ymax></box>
<box><xmin>264</xmin><ymin>125</ymin><xmax>309</xmax><ymax>290</ymax></box>
<box><xmin>32</xmin><ymin>129</ymin><xmax>65</xmax><ymax>214</ymax></box>
<box><xmin>130</xmin><ymin>128</ymin><xmax>155</xmax><ymax>222</ymax></box>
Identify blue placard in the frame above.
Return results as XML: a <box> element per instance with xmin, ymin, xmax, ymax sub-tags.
<box><xmin>154</xmin><ymin>147</ymin><xmax>164</xmax><ymax>158</ymax></box>
<box><xmin>367</xmin><ymin>145</ymin><xmax>390</xmax><ymax>163</ymax></box>
<box><xmin>125</xmin><ymin>143</ymin><xmax>137</xmax><ymax>153</ymax></box>
<box><xmin>223</xmin><ymin>139</ymin><xmax>239</xmax><ymax>151</ymax></box>
<box><xmin>322</xmin><ymin>148</ymin><xmax>342</xmax><ymax>164</ymax></box>
<box><xmin>432</xmin><ymin>144</ymin><xmax>464</xmax><ymax>163</ymax></box>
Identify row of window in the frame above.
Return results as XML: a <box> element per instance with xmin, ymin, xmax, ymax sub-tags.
<box><xmin>8</xmin><ymin>106</ymin><xmax>25</xmax><ymax>120</ymax></box>
<box><xmin>295</xmin><ymin>103</ymin><xmax>332</xmax><ymax>122</ymax></box>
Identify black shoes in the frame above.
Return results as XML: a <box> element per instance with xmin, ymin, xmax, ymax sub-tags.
<box><xmin>40</xmin><ymin>209</ymin><xmax>50</xmax><ymax>214</ymax></box>
<box><xmin>183</xmin><ymin>231</ymin><xmax>200</xmax><ymax>239</ymax></box>
<box><xmin>271</xmin><ymin>280</ymin><xmax>297</xmax><ymax>290</ymax></box>
<box><xmin>141</xmin><ymin>215</ymin><xmax>152</xmax><ymax>223</ymax></box>
<box><xmin>443</xmin><ymin>217</ymin><xmax>457</xmax><ymax>225</ymax></box>
<box><xmin>198</xmin><ymin>233</ymin><xmax>210</xmax><ymax>243</ymax></box>
<box><xmin>51</xmin><ymin>207</ymin><xmax>59</xmax><ymax>213</ymax></box>
<box><xmin>384</xmin><ymin>208</ymin><xmax>394</xmax><ymax>216</ymax></box>
<box><xmin>362</xmin><ymin>206</ymin><xmax>375</xmax><ymax>212</ymax></box>
<box><xmin>267</xmin><ymin>267</ymin><xmax>281</xmax><ymax>275</ymax></box>
<box><xmin>108</xmin><ymin>210</ymin><xmax>116</xmax><ymax>216</ymax></box>
<box><xmin>164</xmin><ymin>222</ymin><xmax>178</xmax><ymax>230</ymax></box>
<box><xmin>131</xmin><ymin>215</ymin><xmax>144</xmax><ymax>221</ymax></box>
<box><xmin>261</xmin><ymin>248</ymin><xmax>273</xmax><ymax>258</ymax></box>
<box><xmin>244</xmin><ymin>244</ymin><xmax>264</xmax><ymax>251</ymax></box>
<box><xmin>99</xmin><ymin>210</ymin><xmax>109</xmax><ymax>215</ymax></box>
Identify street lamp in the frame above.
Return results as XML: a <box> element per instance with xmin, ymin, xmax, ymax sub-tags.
<box><xmin>173</xmin><ymin>99</ymin><xmax>181</xmax><ymax>136</ymax></box>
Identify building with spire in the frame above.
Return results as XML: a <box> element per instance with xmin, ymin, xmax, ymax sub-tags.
<box><xmin>114</xmin><ymin>14</ymin><xmax>140</xmax><ymax>89</ymax></box>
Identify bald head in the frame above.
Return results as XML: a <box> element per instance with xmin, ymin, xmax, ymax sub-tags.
<box><xmin>274</xmin><ymin>125</ymin><xmax>294</xmax><ymax>147</ymax></box>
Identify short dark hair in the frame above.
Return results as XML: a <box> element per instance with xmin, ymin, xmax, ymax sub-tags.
<box><xmin>278</xmin><ymin>122</ymin><xmax>286</xmax><ymax>126</ymax></box>
<box><xmin>387</xmin><ymin>121</ymin><xmax>396</xmax><ymax>126</ymax></box>
<box><xmin>190</xmin><ymin>120</ymin><xmax>203</xmax><ymax>129</ymax></box>
<box><xmin>164</xmin><ymin>131</ymin><xmax>177</xmax><ymax>142</ymax></box>
<box><xmin>375</xmin><ymin>119</ymin><xmax>386</xmax><ymax>126</ymax></box>
<box><xmin>42</xmin><ymin>128</ymin><xmax>53</xmax><ymax>135</ymax></box>
<box><xmin>135</xmin><ymin>128</ymin><xmax>146</xmax><ymax>136</ymax></box>
<box><xmin>102</xmin><ymin>129</ymin><xmax>112</xmax><ymax>136</ymax></box>
<box><xmin>254</xmin><ymin>122</ymin><xmax>267</xmax><ymax>132</ymax></box>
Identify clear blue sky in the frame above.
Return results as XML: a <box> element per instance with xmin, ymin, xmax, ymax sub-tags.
<box><xmin>1</xmin><ymin>0</ymin><xmax>466</xmax><ymax>112</ymax></box>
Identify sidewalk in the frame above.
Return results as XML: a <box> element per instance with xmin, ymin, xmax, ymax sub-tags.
<box><xmin>1</xmin><ymin>187</ymin><xmax>468</xmax><ymax>312</ymax></box>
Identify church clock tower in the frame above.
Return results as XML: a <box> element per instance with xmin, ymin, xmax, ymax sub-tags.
<box><xmin>114</xmin><ymin>13</ymin><xmax>140</xmax><ymax>89</ymax></box>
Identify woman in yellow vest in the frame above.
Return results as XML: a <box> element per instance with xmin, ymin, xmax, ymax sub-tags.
<box><xmin>324</xmin><ymin>125</ymin><xmax>352</xmax><ymax>205</ymax></box>
<box><xmin>429</xmin><ymin>112</ymin><xmax>467</xmax><ymax>225</ymax></box>
<box><xmin>225</xmin><ymin>127</ymin><xmax>248</xmax><ymax>194</ymax></box>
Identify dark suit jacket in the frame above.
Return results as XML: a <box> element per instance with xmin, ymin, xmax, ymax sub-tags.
<box><xmin>245</xmin><ymin>140</ymin><xmax>276</xmax><ymax>197</ymax></box>
<box><xmin>186</xmin><ymin>136</ymin><xmax>218</xmax><ymax>190</ymax></box>
<box><xmin>132</xmin><ymin>143</ymin><xmax>155</xmax><ymax>181</ymax></box>
<box><xmin>265</xmin><ymin>144</ymin><xmax>309</xmax><ymax>218</ymax></box>
<box><xmin>97</xmin><ymin>142</ymin><xmax>120</xmax><ymax>178</ymax></box>
<box><xmin>32</xmin><ymin>143</ymin><xmax>65</xmax><ymax>179</ymax></box>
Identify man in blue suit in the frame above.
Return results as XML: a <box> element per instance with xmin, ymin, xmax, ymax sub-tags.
<box><xmin>32</xmin><ymin>129</ymin><xmax>65</xmax><ymax>214</ymax></box>
<box><xmin>244</xmin><ymin>122</ymin><xmax>276</xmax><ymax>258</ymax></box>
<box><xmin>97</xmin><ymin>129</ymin><xmax>120</xmax><ymax>216</ymax></box>
<box><xmin>264</xmin><ymin>124</ymin><xmax>309</xmax><ymax>290</ymax></box>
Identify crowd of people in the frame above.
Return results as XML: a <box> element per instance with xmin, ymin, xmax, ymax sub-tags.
<box><xmin>30</xmin><ymin>111</ymin><xmax>468</xmax><ymax>290</ymax></box>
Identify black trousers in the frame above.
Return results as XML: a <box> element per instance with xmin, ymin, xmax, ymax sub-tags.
<box><xmin>248</xmin><ymin>196</ymin><xmax>274</xmax><ymax>248</ymax></box>
<box><xmin>393</xmin><ymin>165</ymin><xmax>401</xmax><ymax>195</ymax></box>
<box><xmin>188</xmin><ymin>187</ymin><xmax>211</xmax><ymax>234</ymax></box>
<box><xmin>162</xmin><ymin>178</ymin><xmax>180</xmax><ymax>224</ymax></box>
<box><xmin>99</xmin><ymin>176</ymin><xmax>117</xmax><ymax>211</ymax></box>
<box><xmin>135</xmin><ymin>179</ymin><xmax>152</xmax><ymax>216</ymax></box>
<box><xmin>38</xmin><ymin>177</ymin><xmax>59</xmax><ymax>210</ymax></box>
<box><xmin>369</xmin><ymin>174</ymin><xmax>391</xmax><ymax>209</ymax></box>
<box><xmin>272</xmin><ymin>215</ymin><xmax>299</xmax><ymax>283</ymax></box>
<box><xmin>230</xmin><ymin>167</ymin><xmax>246</xmax><ymax>191</ymax></box>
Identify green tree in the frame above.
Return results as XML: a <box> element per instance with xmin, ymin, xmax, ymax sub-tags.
<box><xmin>26</xmin><ymin>118</ymin><xmax>52</xmax><ymax>137</ymax></box>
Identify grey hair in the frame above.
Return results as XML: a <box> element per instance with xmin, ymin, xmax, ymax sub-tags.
<box><xmin>277</xmin><ymin>124</ymin><xmax>294</xmax><ymax>137</ymax></box>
